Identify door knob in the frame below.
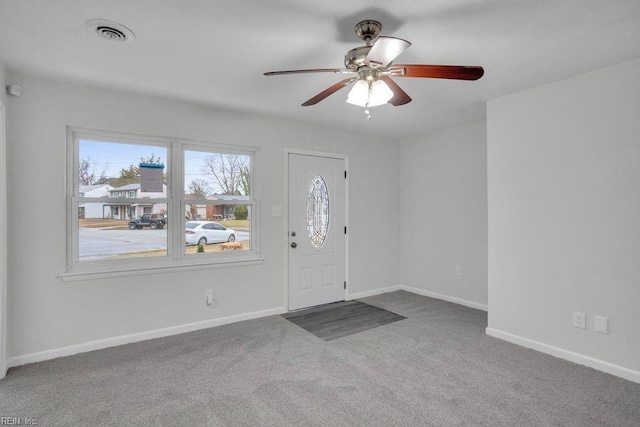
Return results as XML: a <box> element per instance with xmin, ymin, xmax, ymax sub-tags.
<box><xmin>291</xmin><ymin>242</ymin><xmax>297</xmax><ymax>248</ymax></box>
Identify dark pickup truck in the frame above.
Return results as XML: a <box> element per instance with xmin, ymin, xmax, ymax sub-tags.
<box><xmin>128</xmin><ymin>213</ymin><xmax>166</xmax><ymax>230</ymax></box>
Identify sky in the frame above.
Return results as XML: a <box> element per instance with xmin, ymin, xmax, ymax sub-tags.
<box><xmin>79</xmin><ymin>139</ymin><xmax>248</xmax><ymax>194</ymax></box>
<box><xmin>79</xmin><ymin>139</ymin><xmax>167</xmax><ymax>177</ymax></box>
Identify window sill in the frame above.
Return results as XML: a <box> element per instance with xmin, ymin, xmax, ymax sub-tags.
<box><xmin>59</xmin><ymin>256</ymin><xmax>265</xmax><ymax>282</ymax></box>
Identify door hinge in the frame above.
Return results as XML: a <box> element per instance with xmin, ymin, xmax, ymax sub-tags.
<box><xmin>344</xmin><ymin>226</ymin><xmax>347</xmax><ymax>234</ymax></box>
<box><xmin>344</xmin><ymin>281</ymin><xmax>347</xmax><ymax>289</ymax></box>
<box><xmin>344</xmin><ymin>170</ymin><xmax>347</xmax><ymax>179</ymax></box>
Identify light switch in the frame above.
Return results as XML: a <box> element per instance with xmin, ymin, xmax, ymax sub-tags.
<box><xmin>272</xmin><ymin>206</ymin><xmax>282</xmax><ymax>217</ymax></box>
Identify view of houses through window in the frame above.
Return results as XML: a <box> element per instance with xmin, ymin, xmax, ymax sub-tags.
<box><xmin>183</xmin><ymin>149</ymin><xmax>251</xmax><ymax>255</ymax></box>
<box><xmin>72</xmin><ymin>134</ymin><xmax>254</xmax><ymax>267</ymax></box>
<box><xmin>77</xmin><ymin>140</ymin><xmax>169</xmax><ymax>261</ymax></box>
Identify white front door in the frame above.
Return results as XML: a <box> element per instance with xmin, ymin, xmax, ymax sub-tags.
<box><xmin>288</xmin><ymin>153</ymin><xmax>346</xmax><ymax>311</ymax></box>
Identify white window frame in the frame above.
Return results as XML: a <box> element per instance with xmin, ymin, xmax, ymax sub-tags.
<box><xmin>63</xmin><ymin>127</ymin><xmax>262</xmax><ymax>281</ymax></box>
<box><xmin>179</xmin><ymin>141</ymin><xmax>259</xmax><ymax>262</ymax></box>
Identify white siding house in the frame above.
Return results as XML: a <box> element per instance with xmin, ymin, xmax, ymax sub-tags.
<box><xmin>106</xmin><ymin>184</ymin><xmax>167</xmax><ymax>219</ymax></box>
<box><xmin>78</xmin><ymin>184</ymin><xmax>113</xmax><ymax>218</ymax></box>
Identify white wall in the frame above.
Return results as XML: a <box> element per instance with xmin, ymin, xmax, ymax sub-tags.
<box><xmin>5</xmin><ymin>71</ymin><xmax>400</xmax><ymax>360</ymax></box>
<box><xmin>487</xmin><ymin>58</ymin><xmax>640</xmax><ymax>376</ymax></box>
<box><xmin>399</xmin><ymin>122</ymin><xmax>488</xmax><ymax>309</ymax></box>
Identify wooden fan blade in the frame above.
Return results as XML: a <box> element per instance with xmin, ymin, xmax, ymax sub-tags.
<box><xmin>380</xmin><ymin>76</ymin><xmax>411</xmax><ymax>106</ymax></box>
<box><xmin>365</xmin><ymin>36</ymin><xmax>411</xmax><ymax>68</ymax></box>
<box><xmin>264</xmin><ymin>68</ymin><xmax>353</xmax><ymax>76</ymax></box>
<box><xmin>302</xmin><ymin>78</ymin><xmax>357</xmax><ymax>106</ymax></box>
<box><xmin>389</xmin><ymin>65</ymin><xmax>484</xmax><ymax>80</ymax></box>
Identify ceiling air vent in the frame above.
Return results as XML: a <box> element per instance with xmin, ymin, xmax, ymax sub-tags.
<box><xmin>86</xmin><ymin>19</ymin><xmax>135</xmax><ymax>42</ymax></box>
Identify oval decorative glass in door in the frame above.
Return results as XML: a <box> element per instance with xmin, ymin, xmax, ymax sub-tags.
<box><xmin>306</xmin><ymin>175</ymin><xmax>330</xmax><ymax>248</ymax></box>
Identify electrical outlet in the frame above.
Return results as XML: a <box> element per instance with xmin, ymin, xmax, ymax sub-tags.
<box><xmin>456</xmin><ymin>266</ymin><xmax>462</xmax><ymax>276</ymax></box>
<box><xmin>573</xmin><ymin>312</ymin><xmax>586</xmax><ymax>329</ymax></box>
<box><xmin>205</xmin><ymin>289</ymin><xmax>214</xmax><ymax>307</ymax></box>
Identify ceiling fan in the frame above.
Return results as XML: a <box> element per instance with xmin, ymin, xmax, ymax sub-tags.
<box><xmin>264</xmin><ymin>20</ymin><xmax>484</xmax><ymax>118</ymax></box>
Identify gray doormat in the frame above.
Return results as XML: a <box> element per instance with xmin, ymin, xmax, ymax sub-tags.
<box><xmin>282</xmin><ymin>300</ymin><xmax>406</xmax><ymax>341</ymax></box>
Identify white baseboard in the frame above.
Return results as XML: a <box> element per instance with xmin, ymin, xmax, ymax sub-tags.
<box><xmin>346</xmin><ymin>285</ymin><xmax>401</xmax><ymax>300</ymax></box>
<box><xmin>9</xmin><ymin>283</ymin><xmax>477</xmax><ymax>369</ymax></box>
<box><xmin>10</xmin><ymin>287</ymin><xmax>636</xmax><ymax>385</ymax></box>
<box><xmin>398</xmin><ymin>284</ymin><xmax>488</xmax><ymax>311</ymax></box>
<box><xmin>7</xmin><ymin>306</ymin><xmax>286</xmax><ymax>369</ymax></box>
<box><xmin>347</xmin><ymin>284</ymin><xmax>487</xmax><ymax>311</ymax></box>
<box><xmin>486</xmin><ymin>327</ymin><xmax>640</xmax><ymax>384</ymax></box>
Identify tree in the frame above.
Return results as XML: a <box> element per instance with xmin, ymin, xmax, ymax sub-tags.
<box><xmin>233</xmin><ymin>205</ymin><xmax>248</xmax><ymax>220</ymax></box>
<box><xmin>94</xmin><ymin>176</ymin><xmax>111</xmax><ymax>185</ymax></box>
<box><xmin>239</xmin><ymin>162</ymin><xmax>250</xmax><ymax>196</ymax></box>
<box><xmin>137</xmin><ymin>153</ymin><xmax>164</xmax><ymax>169</ymax></box>
<box><xmin>78</xmin><ymin>157</ymin><xmax>107</xmax><ymax>186</ymax></box>
<box><xmin>110</xmin><ymin>154</ymin><xmax>165</xmax><ymax>188</ymax></box>
<box><xmin>110</xmin><ymin>164</ymin><xmax>139</xmax><ymax>188</ymax></box>
<box><xmin>202</xmin><ymin>153</ymin><xmax>249</xmax><ymax>195</ymax></box>
<box><xmin>188</xmin><ymin>179</ymin><xmax>211</xmax><ymax>199</ymax></box>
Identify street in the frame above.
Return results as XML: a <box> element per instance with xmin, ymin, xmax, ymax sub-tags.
<box><xmin>79</xmin><ymin>227</ymin><xmax>250</xmax><ymax>260</ymax></box>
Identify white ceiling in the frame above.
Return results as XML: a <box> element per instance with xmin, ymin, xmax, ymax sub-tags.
<box><xmin>1</xmin><ymin>0</ymin><xmax>639</xmax><ymax>139</ymax></box>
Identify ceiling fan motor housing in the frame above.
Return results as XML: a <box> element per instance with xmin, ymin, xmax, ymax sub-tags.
<box><xmin>344</xmin><ymin>46</ymin><xmax>373</xmax><ymax>69</ymax></box>
<box><xmin>345</xmin><ymin>20</ymin><xmax>385</xmax><ymax>70</ymax></box>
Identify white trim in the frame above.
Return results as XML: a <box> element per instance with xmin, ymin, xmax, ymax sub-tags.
<box><xmin>346</xmin><ymin>284</ymin><xmax>488</xmax><ymax>312</ymax></box>
<box><xmin>8</xmin><ymin>279</ymin><xmax>638</xmax><ymax>386</ymax></box>
<box><xmin>398</xmin><ymin>285</ymin><xmax>488</xmax><ymax>311</ymax></box>
<box><xmin>7</xmin><ymin>306</ymin><xmax>286</xmax><ymax>368</ymax></box>
<box><xmin>0</xmin><ymin>101</ymin><xmax>6</xmax><ymax>379</ymax></box>
<box><xmin>346</xmin><ymin>285</ymin><xmax>401</xmax><ymax>300</ymax></box>
<box><xmin>486</xmin><ymin>327</ymin><xmax>640</xmax><ymax>384</ymax></box>
<box><xmin>284</xmin><ymin>148</ymin><xmax>349</xmax><ymax>312</ymax></box>
<box><xmin>3</xmin><ymin>284</ymin><xmax>468</xmax><ymax>368</ymax></box>
<box><xmin>284</xmin><ymin>148</ymin><xmax>348</xmax><ymax>160</ymax></box>
<box><xmin>59</xmin><ymin>257</ymin><xmax>265</xmax><ymax>281</ymax></box>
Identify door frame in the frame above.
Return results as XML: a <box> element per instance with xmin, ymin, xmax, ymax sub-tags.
<box><xmin>0</xmin><ymin>101</ymin><xmax>6</xmax><ymax>378</ymax></box>
<box><xmin>284</xmin><ymin>148</ymin><xmax>349</xmax><ymax>311</ymax></box>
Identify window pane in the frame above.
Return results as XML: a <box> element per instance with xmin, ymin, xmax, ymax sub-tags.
<box><xmin>77</xmin><ymin>139</ymin><xmax>168</xmax><ymax>262</ymax></box>
<box><xmin>184</xmin><ymin>150</ymin><xmax>250</xmax><ymax>197</ymax></box>
<box><xmin>306</xmin><ymin>175</ymin><xmax>330</xmax><ymax>248</ymax></box>
<box><xmin>78</xmin><ymin>202</ymin><xmax>168</xmax><ymax>261</ymax></box>
<box><xmin>184</xmin><ymin>204</ymin><xmax>251</xmax><ymax>254</ymax></box>
<box><xmin>79</xmin><ymin>139</ymin><xmax>168</xmax><ymax>195</ymax></box>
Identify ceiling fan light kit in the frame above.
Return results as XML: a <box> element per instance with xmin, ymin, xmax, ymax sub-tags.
<box><xmin>264</xmin><ymin>19</ymin><xmax>484</xmax><ymax>118</ymax></box>
<box><xmin>346</xmin><ymin>79</ymin><xmax>393</xmax><ymax>108</ymax></box>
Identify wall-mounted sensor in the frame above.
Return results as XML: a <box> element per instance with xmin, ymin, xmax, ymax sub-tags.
<box><xmin>6</xmin><ymin>85</ymin><xmax>22</xmax><ymax>97</ymax></box>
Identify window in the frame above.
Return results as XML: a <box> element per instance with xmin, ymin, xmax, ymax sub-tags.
<box><xmin>307</xmin><ymin>175</ymin><xmax>330</xmax><ymax>249</ymax></box>
<box><xmin>66</xmin><ymin>127</ymin><xmax>260</xmax><ymax>278</ymax></box>
<box><xmin>183</xmin><ymin>147</ymin><xmax>252</xmax><ymax>255</ymax></box>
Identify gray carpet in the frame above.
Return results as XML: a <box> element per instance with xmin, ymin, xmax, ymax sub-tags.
<box><xmin>282</xmin><ymin>300</ymin><xmax>406</xmax><ymax>340</ymax></box>
<box><xmin>1</xmin><ymin>291</ymin><xmax>639</xmax><ymax>426</ymax></box>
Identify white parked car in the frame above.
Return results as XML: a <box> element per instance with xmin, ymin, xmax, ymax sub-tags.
<box><xmin>185</xmin><ymin>221</ymin><xmax>236</xmax><ymax>246</ymax></box>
